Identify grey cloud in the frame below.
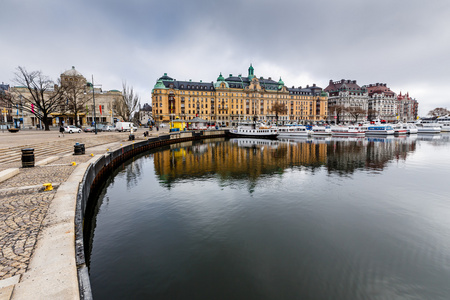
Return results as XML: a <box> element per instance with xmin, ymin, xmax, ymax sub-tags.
<box><xmin>2</xmin><ymin>0</ymin><xmax>449</xmax><ymax>114</ymax></box>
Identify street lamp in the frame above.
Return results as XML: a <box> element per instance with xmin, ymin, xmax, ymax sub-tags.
<box><xmin>87</xmin><ymin>75</ymin><xmax>101</xmax><ymax>134</ymax></box>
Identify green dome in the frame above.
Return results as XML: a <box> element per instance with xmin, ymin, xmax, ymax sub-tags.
<box><xmin>217</xmin><ymin>72</ymin><xmax>225</xmax><ymax>81</ymax></box>
<box><xmin>153</xmin><ymin>79</ymin><xmax>166</xmax><ymax>89</ymax></box>
<box><xmin>278</xmin><ymin>77</ymin><xmax>284</xmax><ymax>85</ymax></box>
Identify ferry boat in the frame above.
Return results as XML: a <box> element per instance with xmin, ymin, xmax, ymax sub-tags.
<box><xmin>229</xmin><ymin>123</ymin><xmax>278</xmax><ymax>139</ymax></box>
<box><xmin>365</xmin><ymin>124</ymin><xmax>395</xmax><ymax>135</ymax></box>
<box><xmin>331</xmin><ymin>125</ymin><xmax>365</xmax><ymax>137</ymax></box>
<box><xmin>436</xmin><ymin>116</ymin><xmax>450</xmax><ymax>132</ymax></box>
<box><xmin>392</xmin><ymin>123</ymin><xmax>408</xmax><ymax>135</ymax></box>
<box><xmin>415</xmin><ymin>121</ymin><xmax>441</xmax><ymax>134</ymax></box>
<box><xmin>401</xmin><ymin>123</ymin><xmax>418</xmax><ymax>134</ymax></box>
<box><xmin>311</xmin><ymin>125</ymin><xmax>332</xmax><ymax>136</ymax></box>
<box><xmin>277</xmin><ymin>125</ymin><xmax>310</xmax><ymax>138</ymax></box>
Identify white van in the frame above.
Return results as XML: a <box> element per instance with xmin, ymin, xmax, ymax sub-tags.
<box><xmin>115</xmin><ymin>122</ymin><xmax>137</xmax><ymax>132</ymax></box>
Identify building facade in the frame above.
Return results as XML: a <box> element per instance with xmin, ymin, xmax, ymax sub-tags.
<box><xmin>152</xmin><ymin>65</ymin><xmax>328</xmax><ymax>126</ymax></box>
<box><xmin>325</xmin><ymin>79</ymin><xmax>369</xmax><ymax>123</ymax></box>
<box><xmin>325</xmin><ymin>79</ymin><xmax>419</xmax><ymax>123</ymax></box>
<box><xmin>364</xmin><ymin>83</ymin><xmax>399</xmax><ymax>122</ymax></box>
<box><xmin>10</xmin><ymin>67</ymin><xmax>122</xmax><ymax>128</ymax></box>
<box><xmin>397</xmin><ymin>92</ymin><xmax>419</xmax><ymax>122</ymax></box>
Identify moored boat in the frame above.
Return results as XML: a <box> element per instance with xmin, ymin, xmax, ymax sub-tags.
<box><xmin>415</xmin><ymin>121</ymin><xmax>441</xmax><ymax>134</ymax></box>
<box><xmin>277</xmin><ymin>125</ymin><xmax>310</xmax><ymax>138</ymax></box>
<box><xmin>436</xmin><ymin>116</ymin><xmax>450</xmax><ymax>132</ymax></box>
<box><xmin>401</xmin><ymin>123</ymin><xmax>418</xmax><ymax>134</ymax></box>
<box><xmin>229</xmin><ymin>123</ymin><xmax>278</xmax><ymax>139</ymax></box>
<box><xmin>393</xmin><ymin>123</ymin><xmax>408</xmax><ymax>135</ymax></box>
<box><xmin>365</xmin><ymin>124</ymin><xmax>395</xmax><ymax>135</ymax></box>
<box><xmin>331</xmin><ymin>125</ymin><xmax>365</xmax><ymax>137</ymax></box>
<box><xmin>311</xmin><ymin>125</ymin><xmax>332</xmax><ymax>136</ymax></box>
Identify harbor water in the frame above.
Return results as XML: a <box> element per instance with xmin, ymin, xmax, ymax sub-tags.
<box><xmin>86</xmin><ymin>134</ymin><xmax>450</xmax><ymax>299</ymax></box>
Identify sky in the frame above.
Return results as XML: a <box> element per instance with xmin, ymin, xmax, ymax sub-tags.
<box><xmin>2</xmin><ymin>0</ymin><xmax>450</xmax><ymax>116</ymax></box>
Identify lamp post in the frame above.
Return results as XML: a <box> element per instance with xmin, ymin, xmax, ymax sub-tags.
<box><xmin>87</xmin><ymin>76</ymin><xmax>101</xmax><ymax>134</ymax></box>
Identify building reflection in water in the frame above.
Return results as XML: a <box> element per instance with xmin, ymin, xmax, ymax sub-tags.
<box><xmin>152</xmin><ymin>136</ymin><xmax>417</xmax><ymax>188</ymax></box>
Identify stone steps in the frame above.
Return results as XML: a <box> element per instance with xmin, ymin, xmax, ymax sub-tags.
<box><xmin>0</xmin><ymin>134</ymin><xmax>126</xmax><ymax>165</ymax></box>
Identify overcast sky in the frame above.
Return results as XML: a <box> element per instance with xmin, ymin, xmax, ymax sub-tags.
<box><xmin>2</xmin><ymin>0</ymin><xmax>449</xmax><ymax>115</ymax></box>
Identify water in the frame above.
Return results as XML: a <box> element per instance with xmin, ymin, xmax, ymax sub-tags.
<box><xmin>86</xmin><ymin>134</ymin><xmax>450</xmax><ymax>300</ymax></box>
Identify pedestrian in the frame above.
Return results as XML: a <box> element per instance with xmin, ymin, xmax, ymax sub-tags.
<box><xmin>59</xmin><ymin>125</ymin><xmax>65</xmax><ymax>137</ymax></box>
<box><xmin>156</xmin><ymin>125</ymin><xmax>159</xmax><ymax>131</ymax></box>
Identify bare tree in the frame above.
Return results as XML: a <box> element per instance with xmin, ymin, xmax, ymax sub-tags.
<box><xmin>347</xmin><ymin>107</ymin><xmax>366</xmax><ymax>124</ymax></box>
<box><xmin>9</xmin><ymin>66</ymin><xmax>65</xmax><ymax>130</ymax></box>
<box><xmin>428</xmin><ymin>107</ymin><xmax>450</xmax><ymax>117</ymax></box>
<box><xmin>329</xmin><ymin>104</ymin><xmax>346</xmax><ymax>124</ymax></box>
<box><xmin>62</xmin><ymin>77</ymin><xmax>89</xmax><ymax>127</ymax></box>
<box><xmin>270</xmin><ymin>101</ymin><xmax>288</xmax><ymax>124</ymax></box>
<box><xmin>114</xmin><ymin>82</ymin><xmax>140</xmax><ymax>122</ymax></box>
<box><xmin>367</xmin><ymin>108</ymin><xmax>378</xmax><ymax>121</ymax></box>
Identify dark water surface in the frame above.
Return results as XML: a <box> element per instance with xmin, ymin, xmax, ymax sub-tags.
<box><xmin>86</xmin><ymin>135</ymin><xmax>450</xmax><ymax>300</ymax></box>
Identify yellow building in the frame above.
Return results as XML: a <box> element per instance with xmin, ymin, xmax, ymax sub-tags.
<box><xmin>152</xmin><ymin>65</ymin><xmax>328</xmax><ymax>126</ymax></box>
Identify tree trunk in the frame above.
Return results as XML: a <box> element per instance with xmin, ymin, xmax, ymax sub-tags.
<box><xmin>43</xmin><ymin>113</ymin><xmax>51</xmax><ymax>131</ymax></box>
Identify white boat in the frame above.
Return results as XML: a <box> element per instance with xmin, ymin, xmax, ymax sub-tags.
<box><xmin>331</xmin><ymin>125</ymin><xmax>365</xmax><ymax>137</ymax></box>
<box><xmin>436</xmin><ymin>116</ymin><xmax>450</xmax><ymax>132</ymax></box>
<box><xmin>392</xmin><ymin>123</ymin><xmax>408</xmax><ymax>135</ymax></box>
<box><xmin>311</xmin><ymin>125</ymin><xmax>332</xmax><ymax>135</ymax></box>
<box><xmin>358</xmin><ymin>123</ymin><xmax>370</xmax><ymax>133</ymax></box>
<box><xmin>229</xmin><ymin>123</ymin><xmax>278</xmax><ymax>139</ymax></box>
<box><xmin>401</xmin><ymin>123</ymin><xmax>418</xmax><ymax>134</ymax></box>
<box><xmin>365</xmin><ymin>124</ymin><xmax>395</xmax><ymax>135</ymax></box>
<box><xmin>415</xmin><ymin>121</ymin><xmax>441</xmax><ymax>134</ymax></box>
<box><xmin>277</xmin><ymin>125</ymin><xmax>310</xmax><ymax>138</ymax></box>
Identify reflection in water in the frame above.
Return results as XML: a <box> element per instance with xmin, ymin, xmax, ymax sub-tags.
<box><xmin>153</xmin><ymin>138</ymin><xmax>327</xmax><ymax>190</ymax></box>
<box><xmin>87</xmin><ymin>135</ymin><xmax>450</xmax><ymax>300</ymax></box>
<box><xmin>153</xmin><ymin>136</ymin><xmax>418</xmax><ymax>186</ymax></box>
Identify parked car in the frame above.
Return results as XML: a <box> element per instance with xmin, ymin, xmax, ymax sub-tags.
<box><xmin>83</xmin><ymin>126</ymin><xmax>96</xmax><ymax>133</ymax></box>
<box><xmin>64</xmin><ymin>125</ymin><xmax>81</xmax><ymax>133</ymax></box>
<box><xmin>99</xmin><ymin>125</ymin><xmax>114</xmax><ymax>132</ymax></box>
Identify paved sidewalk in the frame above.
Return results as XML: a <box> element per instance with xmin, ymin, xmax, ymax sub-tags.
<box><xmin>0</xmin><ymin>128</ymin><xmax>167</xmax><ymax>299</ymax></box>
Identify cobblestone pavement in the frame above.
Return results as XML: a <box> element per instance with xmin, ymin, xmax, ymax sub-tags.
<box><xmin>0</xmin><ymin>129</ymin><xmax>168</xmax><ymax>286</ymax></box>
<box><xmin>0</xmin><ymin>191</ymin><xmax>55</xmax><ymax>279</ymax></box>
<box><xmin>0</xmin><ymin>154</ymin><xmax>92</xmax><ymax>280</ymax></box>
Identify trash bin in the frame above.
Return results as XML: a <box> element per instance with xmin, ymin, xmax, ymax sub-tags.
<box><xmin>80</xmin><ymin>144</ymin><xmax>85</xmax><ymax>154</ymax></box>
<box><xmin>129</xmin><ymin>134</ymin><xmax>135</xmax><ymax>141</ymax></box>
<box><xmin>74</xmin><ymin>143</ymin><xmax>83</xmax><ymax>155</ymax></box>
<box><xmin>21</xmin><ymin>148</ymin><xmax>35</xmax><ymax>168</ymax></box>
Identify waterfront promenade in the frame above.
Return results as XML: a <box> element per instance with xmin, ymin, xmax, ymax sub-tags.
<box><xmin>0</xmin><ymin>128</ymin><xmax>167</xmax><ymax>299</ymax></box>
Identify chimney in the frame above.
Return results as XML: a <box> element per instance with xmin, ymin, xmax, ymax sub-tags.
<box><xmin>313</xmin><ymin>83</ymin><xmax>316</xmax><ymax>87</ymax></box>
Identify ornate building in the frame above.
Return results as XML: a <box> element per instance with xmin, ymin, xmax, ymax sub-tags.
<box><xmin>325</xmin><ymin>80</ymin><xmax>419</xmax><ymax>123</ymax></box>
<box><xmin>325</xmin><ymin>79</ymin><xmax>369</xmax><ymax>123</ymax></box>
<box><xmin>364</xmin><ymin>83</ymin><xmax>398</xmax><ymax>122</ymax></box>
<box><xmin>397</xmin><ymin>92</ymin><xmax>419</xmax><ymax>122</ymax></box>
<box><xmin>152</xmin><ymin>65</ymin><xmax>328</xmax><ymax>126</ymax></box>
<box><xmin>11</xmin><ymin>67</ymin><xmax>122</xmax><ymax>127</ymax></box>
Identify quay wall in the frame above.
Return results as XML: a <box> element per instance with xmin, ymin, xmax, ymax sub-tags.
<box><xmin>75</xmin><ymin>130</ymin><xmax>227</xmax><ymax>299</ymax></box>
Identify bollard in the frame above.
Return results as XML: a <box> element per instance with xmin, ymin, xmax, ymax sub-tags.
<box><xmin>74</xmin><ymin>143</ymin><xmax>83</xmax><ymax>155</ymax></box>
<box><xmin>43</xmin><ymin>183</ymin><xmax>53</xmax><ymax>191</ymax></box>
<box><xmin>21</xmin><ymin>148</ymin><xmax>35</xmax><ymax>168</ymax></box>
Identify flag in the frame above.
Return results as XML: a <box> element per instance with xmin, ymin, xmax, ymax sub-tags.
<box><xmin>31</xmin><ymin>103</ymin><xmax>34</xmax><ymax>113</ymax></box>
<box><xmin>99</xmin><ymin>105</ymin><xmax>102</xmax><ymax>115</ymax></box>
